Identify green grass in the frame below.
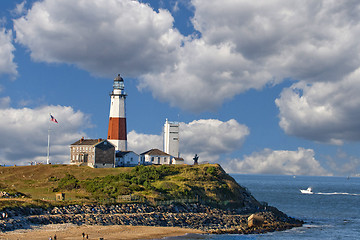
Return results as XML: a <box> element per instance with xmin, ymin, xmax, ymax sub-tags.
<box><xmin>0</xmin><ymin>163</ymin><xmax>255</xmax><ymax>209</ymax></box>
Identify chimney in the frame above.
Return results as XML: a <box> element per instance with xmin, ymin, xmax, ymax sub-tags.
<box><xmin>98</xmin><ymin>138</ymin><xmax>102</xmax><ymax>142</ymax></box>
<box><xmin>80</xmin><ymin>137</ymin><xmax>84</xmax><ymax>143</ymax></box>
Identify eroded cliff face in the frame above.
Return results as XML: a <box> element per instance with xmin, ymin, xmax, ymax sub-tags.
<box><xmin>0</xmin><ymin>164</ymin><xmax>262</xmax><ymax>211</ymax></box>
<box><xmin>185</xmin><ymin>164</ymin><xmax>263</xmax><ymax>210</ymax></box>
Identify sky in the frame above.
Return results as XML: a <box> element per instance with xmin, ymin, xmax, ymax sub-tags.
<box><xmin>0</xmin><ymin>0</ymin><xmax>360</xmax><ymax>176</ymax></box>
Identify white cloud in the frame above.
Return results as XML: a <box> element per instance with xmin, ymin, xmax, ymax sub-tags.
<box><xmin>13</xmin><ymin>0</ymin><xmax>360</xmax><ymax>115</ymax></box>
<box><xmin>225</xmin><ymin>147</ymin><xmax>330</xmax><ymax>176</ymax></box>
<box><xmin>275</xmin><ymin>69</ymin><xmax>360</xmax><ymax>144</ymax></box>
<box><xmin>180</xmin><ymin>119</ymin><xmax>249</xmax><ymax>163</ymax></box>
<box><xmin>14</xmin><ymin>0</ymin><xmax>183</xmax><ymax>77</ymax></box>
<box><xmin>11</xmin><ymin>1</ymin><xmax>27</xmax><ymax>16</ymax></box>
<box><xmin>141</xmin><ymin>0</ymin><xmax>360</xmax><ymax>111</ymax></box>
<box><xmin>128</xmin><ymin>130</ymin><xmax>163</xmax><ymax>155</ymax></box>
<box><xmin>0</xmin><ymin>104</ymin><xmax>91</xmax><ymax>165</ymax></box>
<box><xmin>325</xmin><ymin>150</ymin><xmax>360</xmax><ymax>176</ymax></box>
<box><xmin>0</xmin><ymin>96</ymin><xmax>10</xmax><ymax>108</ymax></box>
<box><xmin>139</xmin><ymin>39</ymin><xmax>271</xmax><ymax>111</ymax></box>
<box><xmin>127</xmin><ymin>119</ymin><xmax>249</xmax><ymax>164</ymax></box>
<box><xmin>0</xmin><ymin>28</ymin><xmax>17</xmax><ymax>78</ymax></box>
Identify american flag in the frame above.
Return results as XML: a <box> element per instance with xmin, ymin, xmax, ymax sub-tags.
<box><xmin>50</xmin><ymin>114</ymin><xmax>58</xmax><ymax>123</ymax></box>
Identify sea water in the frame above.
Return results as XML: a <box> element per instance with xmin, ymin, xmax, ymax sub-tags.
<box><xmin>166</xmin><ymin>174</ymin><xmax>360</xmax><ymax>240</ymax></box>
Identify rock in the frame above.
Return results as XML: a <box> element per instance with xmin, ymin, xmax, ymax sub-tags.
<box><xmin>248</xmin><ymin>214</ymin><xmax>264</xmax><ymax>228</ymax></box>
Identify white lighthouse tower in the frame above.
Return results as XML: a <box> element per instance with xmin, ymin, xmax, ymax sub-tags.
<box><xmin>107</xmin><ymin>74</ymin><xmax>127</xmax><ymax>151</ymax></box>
<box><xmin>163</xmin><ymin>119</ymin><xmax>179</xmax><ymax>157</ymax></box>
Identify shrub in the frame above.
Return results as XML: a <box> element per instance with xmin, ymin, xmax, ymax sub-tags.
<box><xmin>48</xmin><ymin>176</ymin><xmax>59</xmax><ymax>182</ymax></box>
<box><xmin>58</xmin><ymin>174</ymin><xmax>80</xmax><ymax>190</ymax></box>
<box><xmin>206</xmin><ymin>166</ymin><xmax>218</xmax><ymax>176</ymax></box>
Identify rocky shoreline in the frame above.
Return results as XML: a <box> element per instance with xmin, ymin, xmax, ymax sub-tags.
<box><xmin>0</xmin><ymin>203</ymin><xmax>303</xmax><ymax>234</ymax></box>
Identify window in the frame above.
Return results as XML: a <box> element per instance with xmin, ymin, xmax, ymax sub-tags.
<box><xmin>151</xmin><ymin>157</ymin><xmax>154</xmax><ymax>162</ymax></box>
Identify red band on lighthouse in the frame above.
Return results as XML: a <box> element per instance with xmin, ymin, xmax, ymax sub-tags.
<box><xmin>108</xmin><ymin>117</ymin><xmax>127</xmax><ymax>140</ymax></box>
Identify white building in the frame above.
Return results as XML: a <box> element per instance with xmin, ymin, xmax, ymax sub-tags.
<box><xmin>163</xmin><ymin>119</ymin><xmax>179</xmax><ymax>158</ymax></box>
<box><xmin>140</xmin><ymin>149</ymin><xmax>172</xmax><ymax>165</ymax></box>
<box><xmin>115</xmin><ymin>151</ymin><xmax>139</xmax><ymax>167</ymax></box>
<box><xmin>173</xmin><ymin>157</ymin><xmax>185</xmax><ymax>165</ymax></box>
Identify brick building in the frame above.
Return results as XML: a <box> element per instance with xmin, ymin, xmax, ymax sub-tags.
<box><xmin>70</xmin><ymin>137</ymin><xmax>115</xmax><ymax>168</ymax></box>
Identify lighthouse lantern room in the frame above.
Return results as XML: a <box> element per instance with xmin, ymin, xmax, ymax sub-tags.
<box><xmin>107</xmin><ymin>74</ymin><xmax>127</xmax><ymax>151</ymax></box>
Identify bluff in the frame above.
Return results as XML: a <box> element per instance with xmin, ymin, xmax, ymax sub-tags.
<box><xmin>0</xmin><ymin>164</ymin><xmax>303</xmax><ymax>234</ymax></box>
<box><xmin>0</xmin><ymin>164</ymin><xmax>261</xmax><ymax>209</ymax></box>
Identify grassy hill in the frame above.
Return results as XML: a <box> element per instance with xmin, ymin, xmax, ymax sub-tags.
<box><xmin>0</xmin><ymin>164</ymin><xmax>260</xmax><ymax>210</ymax></box>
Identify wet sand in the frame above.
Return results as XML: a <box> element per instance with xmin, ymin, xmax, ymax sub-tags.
<box><xmin>0</xmin><ymin>224</ymin><xmax>205</xmax><ymax>240</ymax></box>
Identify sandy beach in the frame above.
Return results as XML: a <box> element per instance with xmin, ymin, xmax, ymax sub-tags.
<box><xmin>0</xmin><ymin>224</ymin><xmax>205</xmax><ymax>240</ymax></box>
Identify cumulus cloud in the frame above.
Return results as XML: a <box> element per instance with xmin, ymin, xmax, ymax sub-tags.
<box><xmin>14</xmin><ymin>0</ymin><xmax>183</xmax><ymax>77</ymax></box>
<box><xmin>11</xmin><ymin>1</ymin><xmax>27</xmax><ymax>16</ymax></box>
<box><xmin>127</xmin><ymin>119</ymin><xmax>249</xmax><ymax>163</ymax></box>
<box><xmin>0</xmin><ymin>96</ymin><xmax>10</xmax><ymax>108</ymax></box>
<box><xmin>0</xmin><ymin>28</ymin><xmax>17</xmax><ymax>78</ymax></box>
<box><xmin>226</xmin><ymin>148</ymin><xmax>330</xmax><ymax>176</ymax></box>
<box><xmin>180</xmin><ymin>119</ymin><xmax>249</xmax><ymax>163</ymax></box>
<box><xmin>139</xmin><ymin>39</ymin><xmax>271</xmax><ymax>111</ymax></box>
<box><xmin>325</xmin><ymin>150</ymin><xmax>360</xmax><ymax>176</ymax></box>
<box><xmin>0</xmin><ymin>104</ymin><xmax>91</xmax><ymax>165</ymax></box>
<box><xmin>128</xmin><ymin>130</ymin><xmax>163</xmax><ymax>155</ymax></box>
<box><xmin>13</xmin><ymin>0</ymin><xmax>360</xmax><ymax>115</ymax></box>
<box><xmin>276</xmin><ymin>69</ymin><xmax>360</xmax><ymax>144</ymax></box>
<box><xmin>141</xmin><ymin>0</ymin><xmax>360</xmax><ymax>111</ymax></box>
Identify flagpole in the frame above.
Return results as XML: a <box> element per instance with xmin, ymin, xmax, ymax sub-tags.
<box><xmin>47</xmin><ymin>113</ymin><xmax>51</xmax><ymax>164</ymax></box>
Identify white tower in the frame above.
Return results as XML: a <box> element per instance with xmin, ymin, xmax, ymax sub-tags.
<box><xmin>164</xmin><ymin>119</ymin><xmax>179</xmax><ymax>157</ymax></box>
<box><xmin>107</xmin><ymin>74</ymin><xmax>127</xmax><ymax>151</ymax></box>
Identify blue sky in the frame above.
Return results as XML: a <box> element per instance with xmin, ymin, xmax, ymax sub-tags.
<box><xmin>1</xmin><ymin>0</ymin><xmax>360</xmax><ymax>176</ymax></box>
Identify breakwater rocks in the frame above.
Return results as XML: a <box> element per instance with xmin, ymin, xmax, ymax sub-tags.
<box><xmin>0</xmin><ymin>203</ymin><xmax>303</xmax><ymax>234</ymax></box>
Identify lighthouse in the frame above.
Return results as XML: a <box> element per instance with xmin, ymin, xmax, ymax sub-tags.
<box><xmin>164</xmin><ymin>119</ymin><xmax>179</xmax><ymax>157</ymax></box>
<box><xmin>107</xmin><ymin>74</ymin><xmax>127</xmax><ymax>151</ymax></box>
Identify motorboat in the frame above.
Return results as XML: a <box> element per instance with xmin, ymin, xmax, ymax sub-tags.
<box><xmin>300</xmin><ymin>187</ymin><xmax>314</xmax><ymax>194</ymax></box>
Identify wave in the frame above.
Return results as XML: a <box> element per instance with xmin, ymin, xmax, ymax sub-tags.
<box><xmin>315</xmin><ymin>192</ymin><xmax>360</xmax><ymax>196</ymax></box>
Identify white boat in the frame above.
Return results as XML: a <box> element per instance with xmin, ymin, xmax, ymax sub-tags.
<box><xmin>300</xmin><ymin>187</ymin><xmax>314</xmax><ymax>194</ymax></box>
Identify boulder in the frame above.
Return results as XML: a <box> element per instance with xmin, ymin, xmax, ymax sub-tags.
<box><xmin>247</xmin><ymin>214</ymin><xmax>264</xmax><ymax>228</ymax></box>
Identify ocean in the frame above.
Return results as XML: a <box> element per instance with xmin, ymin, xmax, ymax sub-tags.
<box><xmin>167</xmin><ymin>174</ymin><xmax>360</xmax><ymax>240</ymax></box>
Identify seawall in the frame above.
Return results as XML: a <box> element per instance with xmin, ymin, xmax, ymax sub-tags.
<box><xmin>0</xmin><ymin>203</ymin><xmax>303</xmax><ymax>234</ymax></box>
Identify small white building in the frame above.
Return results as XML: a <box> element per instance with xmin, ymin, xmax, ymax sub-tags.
<box><xmin>115</xmin><ymin>151</ymin><xmax>139</xmax><ymax>167</ymax></box>
<box><xmin>140</xmin><ymin>149</ymin><xmax>172</xmax><ymax>165</ymax></box>
<box><xmin>173</xmin><ymin>157</ymin><xmax>185</xmax><ymax>165</ymax></box>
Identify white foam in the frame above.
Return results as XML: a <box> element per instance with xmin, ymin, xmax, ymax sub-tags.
<box><xmin>315</xmin><ymin>192</ymin><xmax>360</xmax><ymax>196</ymax></box>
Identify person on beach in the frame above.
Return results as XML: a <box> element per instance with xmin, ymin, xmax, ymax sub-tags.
<box><xmin>54</xmin><ymin>234</ymin><xmax>57</xmax><ymax>240</ymax></box>
<box><xmin>82</xmin><ymin>232</ymin><xmax>85</xmax><ymax>239</ymax></box>
<box><xmin>49</xmin><ymin>237</ymin><xmax>52</xmax><ymax>240</ymax></box>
